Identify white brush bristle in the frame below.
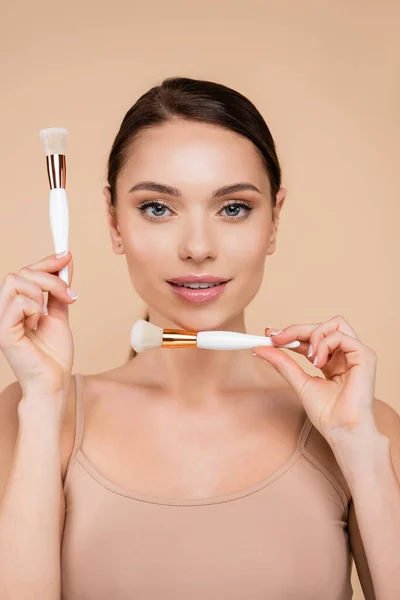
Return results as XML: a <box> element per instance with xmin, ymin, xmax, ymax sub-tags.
<box><xmin>39</xmin><ymin>127</ymin><xmax>68</xmax><ymax>155</ymax></box>
<box><xmin>130</xmin><ymin>319</ymin><xmax>164</xmax><ymax>352</ymax></box>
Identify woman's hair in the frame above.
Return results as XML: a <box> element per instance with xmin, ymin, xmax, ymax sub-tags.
<box><xmin>105</xmin><ymin>76</ymin><xmax>282</xmax><ymax>362</ymax></box>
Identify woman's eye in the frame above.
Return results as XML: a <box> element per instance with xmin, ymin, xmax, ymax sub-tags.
<box><xmin>138</xmin><ymin>202</ymin><xmax>173</xmax><ymax>219</ymax></box>
<box><xmin>137</xmin><ymin>200</ymin><xmax>253</xmax><ymax>221</ymax></box>
<box><xmin>221</xmin><ymin>202</ymin><xmax>252</xmax><ymax>219</ymax></box>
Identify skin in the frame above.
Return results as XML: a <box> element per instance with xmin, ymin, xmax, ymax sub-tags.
<box><xmin>99</xmin><ymin>118</ymin><xmax>400</xmax><ymax>598</ymax></box>
<box><xmin>104</xmin><ymin>118</ymin><xmax>287</xmax><ymax>404</ymax></box>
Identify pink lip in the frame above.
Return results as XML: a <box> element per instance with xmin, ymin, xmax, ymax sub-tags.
<box><xmin>167</xmin><ymin>281</ymin><xmax>229</xmax><ymax>303</ymax></box>
<box><xmin>167</xmin><ymin>275</ymin><xmax>229</xmax><ymax>284</ymax></box>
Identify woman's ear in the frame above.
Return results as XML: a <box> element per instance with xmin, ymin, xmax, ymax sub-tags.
<box><xmin>266</xmin><ymin>187</ymin><xmax>286</xmax><ymax>256</ymax></box>
<box><xmin>104</xmin><ymin>185</ymin><xmax>125</xmax><ymax>255</ymax></box>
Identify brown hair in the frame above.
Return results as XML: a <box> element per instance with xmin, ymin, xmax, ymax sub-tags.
<box><xmin>105</xmin><ymin>76</ymin><xmax>282</xmax><ymax>362</ymax></box>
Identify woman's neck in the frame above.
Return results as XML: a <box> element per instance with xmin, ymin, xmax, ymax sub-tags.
<box><xmin>127</xmin><ymin>310</ymin><xmax>276</xmax><ymax>403</ymax></box>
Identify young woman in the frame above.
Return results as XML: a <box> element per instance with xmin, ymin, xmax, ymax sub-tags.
<box><xmin>0</xmin><ymin>77</ymin><xmax>399</xmax><ymax>600</ymax></box>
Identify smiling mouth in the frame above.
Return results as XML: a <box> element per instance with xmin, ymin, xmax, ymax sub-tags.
<box><xmin>166</xmin><ymin>280</ymin><xmax>230</xmax><ymax>303</ymax></box>
<box><xmin>168</xmin><ymin>282</ymin><xmax>226</xmax><ymax>289</ymax></box>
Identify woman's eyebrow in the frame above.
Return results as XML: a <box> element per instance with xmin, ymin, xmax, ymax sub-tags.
<box><xmin>128</xmin><ymin>181</ymin><xmax>262</xmax><ymax>197</ymax></box>
<box><xmin>213</xmin><ymin>182</ymin><xmax>262</xmax><ymax>197</ymax></box>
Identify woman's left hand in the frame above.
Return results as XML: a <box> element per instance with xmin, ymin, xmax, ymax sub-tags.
<box><xmin>252</xmin><ymin>315</ymin><xmax>378</xmax><ymax>443</ymax></box>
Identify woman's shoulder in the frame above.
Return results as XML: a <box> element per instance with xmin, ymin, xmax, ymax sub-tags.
<box><xmin>61</xmin><ymin>368</ymin><xmax>146</xmax><ymax>472</ymax></box>
<box><xmin>63</xmin><ymin>369</ymin><xmax>128</xmax><ymax>431</ymax></box>
<box><xmin>257</xmin><ymin>380</ymin><xmax>352</xmax><ymax>505</ymax></box>
<box><xmin>60</xmin><ymin>371</ymin><xmax>106</xmax><ymax>481</ymax></box>
<box><xmin>299</xmin><ymin>414</ymin><xmax>352</xmax><ymax>505</ymax></box>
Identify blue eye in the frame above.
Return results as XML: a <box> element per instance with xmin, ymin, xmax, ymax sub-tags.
<box><xmin>137</xmin><ymin>200</ymin><xmax>253</xmax><ymax>221</ymax></box>
<box><xmin>138</xmin><ymin>201</ymin><xmax>172</xmax><ymax>219</ymax></box>
<box><xmin>222</xmin><ymin>202</ymin><xmax>253</xmax><ymax>219</ymax></box>
<box><xmin>138</xmin><ymin>200</ymin><xmax>171</xmax><ymax>221</ymax></box>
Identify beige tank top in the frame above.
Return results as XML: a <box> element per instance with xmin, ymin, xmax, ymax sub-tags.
<box><xmin>61</xmin><ymin>373</ymin><xmax>354</xmax><ymax>599</ymax></box>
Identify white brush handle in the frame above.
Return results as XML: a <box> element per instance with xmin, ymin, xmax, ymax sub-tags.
<box><xmin>49</xmin><ymin>188</ymin><xmax>70</xmax><ymax>286</ymax></box>
<box><xmin>196</xmin><ymin>331</ymin><xmax>300</xmax><ymax>350</ymax></box>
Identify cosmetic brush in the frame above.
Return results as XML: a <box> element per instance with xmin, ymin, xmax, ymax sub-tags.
<box><xmin>39</xmin><ymin>127</ymin><xmax>70</xmax><ymax>286</ymax></box>
<box><xmin>130</xmin><ymin>319</ymin><xmax>301</xmax><ymax>352</ymax></box>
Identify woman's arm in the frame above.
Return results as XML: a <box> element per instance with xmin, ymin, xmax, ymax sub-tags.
<box><xmin>333</xmin><ymin>399</ymin><xmax>400</xmax><ymax>600</ymax></box>
<box><xmin>0</xmin><ymin>382</ymin><xmax>65</xmax><ymax>600</ymax></box>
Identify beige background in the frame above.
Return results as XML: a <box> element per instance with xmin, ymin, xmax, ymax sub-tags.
<box><xmin>1</xmin><ymin>1</ymin><xmax>399</xmax><ymax>597</ymax></box>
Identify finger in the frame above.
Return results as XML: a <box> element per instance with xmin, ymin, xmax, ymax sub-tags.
<box><xmin>264</xmin><ymin>329</ymin><xmax>310</xmax><ymax>358</ymax></box>
<box><xmin>47</xmin><ymin>255</ymin><xmax>77</xmax><ymax>323</ymax></box>
<box><xmin>0</xmin><ymin>252</ymin><xmax>73</xmax><ymax>316</ymax></box>
<box><xmin>266</xmin><ymin>316</ymin><xmax>360</xmax><ymax>344</ymax></box>
<box><xmin>69</xmin><ymin>256</ymin><xmax>73</xmax><ymax>285</ymax></box>
<box><xmin>265</xmin><ymin>324</ymin><xmax>320</xmax><ymax>343</ymax></box>
<box><xmin>0</xmin><ymin>273</ymin><xmax>47</xmax><ymax>325</ymax></box>
<box><xmin>24</xmin><ymin>250</ymin><xmax>72</xmax><ymax>273</ymax></box>
<box><xmin>42</xmin><ymin>254</ymin><xmax>75</xmax><ymax>316</ymax></box>
<box><xmin>0</xmin><ymin>294</ymin><xmax>44</xmax><ymax>347</ymax></box>
<box><xmin>313</xmin><ymin>330</ymin><xmax>376</xmax><ymax>370</ymax></box>
<box><xmin>308</xmin><ymin>316</ymin><xmax>361</xmax><ymax>362</ymax></box>
<box><xmin>274</xmin><ymin>340</ymin><xmax>314</xmax><ymax>359</ymax></box>
<box><xmin>265</xmin><ymin>316</ymin><xmax>361</xmax><ymax>364</ymax></box>
<box><xmin>265</xmin><ymin>325</ymin><xmax>320</xmax><ymax>363</ymax></box>
<box><xmin>15</xmin><ymin>267</ymin><xmax>76</xmax><ymax>310</ymax></box>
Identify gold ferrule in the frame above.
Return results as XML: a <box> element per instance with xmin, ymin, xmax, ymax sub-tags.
<box><xmin>162</xmin><ymin>329</ymin><xmax>198</xmax><ymax>348</ymax></box>
<box><xmin>46</xmin><ymin>154</ymin><xmax>66</xmax><ymax>189</ymax></box>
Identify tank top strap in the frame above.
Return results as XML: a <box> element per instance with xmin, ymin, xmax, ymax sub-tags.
<box><xmin>298</xmin><ymin>416</ymin><xmax>351</xmax><ymax>518</ymax></box>
<box><xmin>72</xmin><ymin>373</ymin><xmax>85</xmax><ymax>453</ymax></box>
<box><xmin>297</xmin><ymin>415</ymin><xmax>314</xmax><ymax>450</ymax></box>
<box><xmin>63</xmin><ymin>373</ymin><xmax>85</xmax><ymax>488</ymax></box>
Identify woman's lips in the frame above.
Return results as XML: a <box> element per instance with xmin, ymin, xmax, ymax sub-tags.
<box><xmin>167</xmin><ymin>281</ymin><xmax>229</xmax><ymax>303</ymax></box>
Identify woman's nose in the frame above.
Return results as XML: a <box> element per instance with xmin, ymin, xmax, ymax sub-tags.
<box><xmin>178</xmin><ymin>222</ymin><xmax>217</xmax><ymax>263</ymax></box>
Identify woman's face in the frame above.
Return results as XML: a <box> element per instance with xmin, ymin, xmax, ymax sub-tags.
<box><xmin>106</xmin><ymin>119</ymin><xmax>285</xmax><ymax>331</ymax></box>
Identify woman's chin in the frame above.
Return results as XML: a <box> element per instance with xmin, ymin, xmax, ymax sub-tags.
<box><xmin>170</xmin><ymin>315</ymin><xmax>231</xmax><ymax>333</ymax></box>
<box><xmin>153</xmin><ymin>303</ymin><xmax>235</xmax><ymax>332</ymax></box>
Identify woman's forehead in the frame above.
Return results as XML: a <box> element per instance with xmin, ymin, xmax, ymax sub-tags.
<box><xmin>118</xmin><ymin>121</ymin><xmax>269</xmax><ymax>193</ymax></box>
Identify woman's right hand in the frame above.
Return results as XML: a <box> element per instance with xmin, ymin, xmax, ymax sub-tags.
<box><xmin>0</xmin><ymin>251</ymin><xmax>78</xmax><ymax>401</ymax></box>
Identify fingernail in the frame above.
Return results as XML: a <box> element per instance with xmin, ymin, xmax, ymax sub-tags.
<box><xmin>313</xmin><ymin>355</ymin><xmax>318</xmax><ymax>366</ymax></box>
<box><xmin>67</xmin><ymin>287</ymin><xmax>79</xmax><ymax>300</ymax></box>
<box><xmin>56</xmin><ymin>250</ymin><xmax>68</xmax><ymax>258</ymax></box>
<box><xmin>43</xmin><ymin>301</ymin><xmax>48</xmax><ymax>316</ymax></box>
<box><xmin>308</xmin><ymin>344</ymin><xmax>313</xmax><ymax>358</ymax></box>
<box><xmin>252</xmin><ymin>352</ymin><xmax>263</xmax><ymax>359</ymax></box>
<box><xmin>270</xmin><ymin>330</ymin><xmax>283</xmax><ymax>336</ymax></box>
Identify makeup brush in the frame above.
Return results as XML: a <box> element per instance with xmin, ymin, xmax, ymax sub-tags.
<box><xmin>39</xmin><ymin>127</ymin><xmax>70</xmax><ymax>286</ymax></box>
<box><xmin>130</xmin><ymin>319</ymin><xmax>301</xmax><ymax>352</ymax></box>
